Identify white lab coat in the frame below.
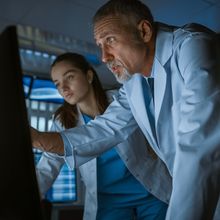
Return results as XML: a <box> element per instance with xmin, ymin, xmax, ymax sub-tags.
<box><xmin>61</xmin><ymin>23</ymin><xmax>220</xmax><ymax>220</ymax></box>
<box><xmin>37</xmin><ymin>92</ymin><xmax>172</xmax><ymax>220</ymax></box>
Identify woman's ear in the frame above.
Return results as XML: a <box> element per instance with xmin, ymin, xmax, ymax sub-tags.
<box><xmin>138</xmin><ymin>20</ymin><xmax>153</xmax><ymax>43</ymax></box>
<box><xmin>87</xmin><ymin>70</ymin><xmax>94</xmax><ymax>84</ymax></box>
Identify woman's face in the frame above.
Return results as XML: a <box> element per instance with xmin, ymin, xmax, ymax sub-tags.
<box><xmin>51</xmin><ymin>60</ymin><xmax>92</xmax><ymax>105</ymax></box>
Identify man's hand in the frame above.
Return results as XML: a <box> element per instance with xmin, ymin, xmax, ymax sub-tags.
<box><xmin>30</xmin><ymin>126</ymin><xmax>64</xmax><ymax>155</ymax></box>
<box><xmin>30</xmin><ymin>127</ymin><xmax>42</xmax><ymax>149</ymax></box>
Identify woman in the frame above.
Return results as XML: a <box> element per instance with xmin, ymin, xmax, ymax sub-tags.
<box><xmin>36</xmin><ymin>52</ymin><xmax>168</xmax><ymax>220</ymax></box>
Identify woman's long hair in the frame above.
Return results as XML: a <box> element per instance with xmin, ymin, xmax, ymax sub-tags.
<box><xmin>52</xmin><ymin>52</ymin><xmax>108</xmax><ymax>129</ymax></box>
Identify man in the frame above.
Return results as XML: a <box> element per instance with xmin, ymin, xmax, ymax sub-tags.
<box><xmin>32</xmin><ymin>0</ymin><xmax>220</xmax><ymax>219</ymax></box>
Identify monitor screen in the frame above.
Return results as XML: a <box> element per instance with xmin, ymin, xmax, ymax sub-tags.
<box><xmin>0</xmin><ymin>26</ymin><xmax>45</xmax><ymax>220</ymax></box>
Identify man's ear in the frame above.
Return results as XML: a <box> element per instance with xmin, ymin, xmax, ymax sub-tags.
<box><xmin>138</xmin><ymin>20</ymin><xmax>153</xmax><ymax>43</ymax></box>
<box><xmin>87</xmin><ymin>70</ymin><xmax>94</xmax><ymax>84</ymax></box>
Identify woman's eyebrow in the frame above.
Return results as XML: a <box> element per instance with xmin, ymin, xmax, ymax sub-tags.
<box><xmin>63</xmin><ymin>69</ymin><xmax>77</xmax><ymax>76</ymax></box>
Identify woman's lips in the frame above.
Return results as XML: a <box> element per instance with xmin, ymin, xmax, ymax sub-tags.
<box><xmin>64</xmin><ymin>92</ymin><xmax>73</xmax><ymax>99</ymax></box>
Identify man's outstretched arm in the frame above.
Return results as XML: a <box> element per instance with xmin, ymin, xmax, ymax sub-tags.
<box><xmin>30</xmin><ymin>127</ymin><xmax>64</xmax><ymax>155</ymax></box>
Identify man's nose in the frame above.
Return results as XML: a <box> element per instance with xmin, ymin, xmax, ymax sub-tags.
<box><xmin>101</xmin><ymin>47</ymin><xmax>113</xmax><ymax>63</ymax></box>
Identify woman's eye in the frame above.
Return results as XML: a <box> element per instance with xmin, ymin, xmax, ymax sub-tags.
<box><xmin>67</xmin><ymin>75</ymin><xmax>74</xmax><ymax>80</ymax></box>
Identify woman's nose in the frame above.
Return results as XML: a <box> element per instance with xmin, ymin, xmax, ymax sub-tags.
<box><xmin>60</xmin><ymin>82</ymin><xmax>68</xmax><ymax>93</ymax></box>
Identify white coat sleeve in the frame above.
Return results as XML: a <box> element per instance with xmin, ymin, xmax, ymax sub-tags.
<box><xmin>62</xmin><ymin>87</ymin><xmax>139</xmax><ymax>169</ymax></box>
<box><xmin>36</xmin><ymin>121</ymin><xmax>65</xmax><ymax>197</ymax></box>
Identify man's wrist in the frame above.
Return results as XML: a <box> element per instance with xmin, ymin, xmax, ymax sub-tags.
<box><xmin>41</xmin><ymin>132</ymin><xmax>64</xmax><ymax>155</ymax></box>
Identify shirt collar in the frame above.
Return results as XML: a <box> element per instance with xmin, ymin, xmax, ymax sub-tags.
<box><xmin>154</xmin><ymin>22</ymin><xmax>174</xmax><ymax>66</ymax></box>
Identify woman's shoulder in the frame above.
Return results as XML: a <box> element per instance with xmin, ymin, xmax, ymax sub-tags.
<box><xmin>51</xmin><ymin>111</ymin><xmax>82</xmax><ymax>131</ymax></box>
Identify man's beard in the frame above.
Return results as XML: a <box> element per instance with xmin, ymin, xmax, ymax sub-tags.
<box><xmin>106</xmin><ymin>60</ymin><xmax>132</xmax><ymax>84</ymax></box>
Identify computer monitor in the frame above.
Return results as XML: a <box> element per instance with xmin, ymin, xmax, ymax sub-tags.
<box><xmin>0</xmin><ymin>26</ymin><xmax>45</xmax><ymax>220</ymax></box>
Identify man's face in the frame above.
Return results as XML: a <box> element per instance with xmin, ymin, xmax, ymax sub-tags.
<box><xmin>106</xmin><ymin>59</ymin><xmax>132</xmax><ymax>84</ymax></box>
<box><xmin>94</xmin><ymin>16</ymin><xmax>149</xmax><ymax>83</ymax></box>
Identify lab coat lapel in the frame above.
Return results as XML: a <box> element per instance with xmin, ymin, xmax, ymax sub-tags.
<box><xmin>128</xmin><ymin>74</ymin><xmax>156</xmax><ymax>140</ymax></box>
<box><xmin>154</xmin><ymin>58</ymin><xmax>167</xmax><ymax>125</ymax></box>
<box><xmin>77</xmin><ymin>106</ymin><xmax>85</xmax><ymax>125</ymax></box>
<box><xmin>126</xmin><ymin>23</ymin><xmax>174</xmax><ymax>145</ymax></box>
<box><xmin>153</xmin><ymin>23</ymin><xmax>174</xmax><ymax>126</ymax></box>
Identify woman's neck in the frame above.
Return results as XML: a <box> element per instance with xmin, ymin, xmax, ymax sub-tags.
<box><xmin>77</xmin><ymin>89</ymin><xmax>100</xmax><ymax>118</ymax></box>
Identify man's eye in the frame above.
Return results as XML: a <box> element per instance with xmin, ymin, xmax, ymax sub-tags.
<box><xmin>67</xmin><ymin>75</ymin><xmax>74</xmax><ymax>80</ymax></box>
<box><xmin>106</xmin><ymin>37</ymin><xmax>116</xmax><ymax>45</ymax></box>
